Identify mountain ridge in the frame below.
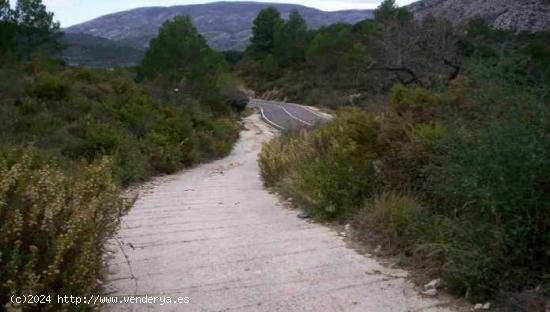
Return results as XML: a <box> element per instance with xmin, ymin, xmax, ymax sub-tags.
<box><xmin>65</xmin><ymin>1</ymin><xmax>374</xmax><ymax>51</ymax></box>
<box><xmin>408</xmin><ymin>0</ymin><xmax>550</xmax><ymax>32</ymax></box>
<box><xmin>62</xmin><ymin>0</ymin><xmax>550</xmax><ymax>66</ymax></box>
<box><xmin>61</xmin><ymin>33</ymin><xmax>144</xmax><ymax>67</ymax></box>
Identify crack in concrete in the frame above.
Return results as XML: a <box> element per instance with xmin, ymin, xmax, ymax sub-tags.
<box><xmin>114</xmin><ymin>237</ymin><xmax>139</xmax><ymax>297</ymax></box>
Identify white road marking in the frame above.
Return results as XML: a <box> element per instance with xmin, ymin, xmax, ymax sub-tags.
<box><xmin>252</xmin><ymin>99</ymin><xmax>330</xmax><ymax>129</ymax></box>
<box><xmin>259</xmin><ymin>107</ymin><xmax>285</xmax><ymax>130</ymax></box>
<box><xmin>299</xmin><ymin>105</ymin><xmax>332</xmax><ymax>120</ymax></box>
<box><xmin>278</xmin><ymin>105</ymin><xmax>314</xmax><ymax>127</ymax></box>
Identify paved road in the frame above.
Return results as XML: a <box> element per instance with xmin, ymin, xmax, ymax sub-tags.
<box><xmin>105</xmin><ymin>114</ymin><xmax>461</xmax><ymax>311</ymax></box>
<box><xmin>250</xmin><ymin>99</ymin><xmax>331</xmax><ymax>130</ymax></box>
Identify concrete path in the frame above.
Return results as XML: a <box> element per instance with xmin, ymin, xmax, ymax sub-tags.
<box><xmin>105</xmin><ymin>113</ymin><xmax>459</xmax><ymax>311</ymax></box>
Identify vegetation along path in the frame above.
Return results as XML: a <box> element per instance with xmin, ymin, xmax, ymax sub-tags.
<box><xmin>106</xmin><ymin>109</ymin><xmax>461</xmax><ymax>311</ymax></box>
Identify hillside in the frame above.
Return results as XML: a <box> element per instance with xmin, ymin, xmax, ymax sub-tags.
<box><xmin>408</xmin><ymin>0</ymin><xmax>550</xmax><ymax>32</ymax></box>
<box><xmin>61</xmin><ymin>33</ymin><xmax>144</xmax><ymax>67</ymax></box>
<box><xmin>65</xmin><ymin>1</ymin><xmax>373</xmax><ymax>51</ymax></box>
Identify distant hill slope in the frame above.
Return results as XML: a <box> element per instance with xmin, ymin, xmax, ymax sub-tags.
<box><xmin>65</xmin><ymin>1</ymin><xmax>373</xmax><ymax>51</ymax></box>
<box><xmin>61</xmin><ymin>33</ymin><xmax>144</xmax><ymax>67</ymax></box>
<box><xmin>408</xmin><ymin>0</ymin><xmax>550</xmax><ymax>32</ymax></box>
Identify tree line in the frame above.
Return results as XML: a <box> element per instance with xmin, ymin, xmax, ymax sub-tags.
<box><xmin>239</xmin><ymin>0</ymin><xmax>549</xmax><ymax>107</ymax></box>
<box><xmin>0</xmin><ymin>0</ymin><xmax>61</xmax><ymax>60</ymax></box>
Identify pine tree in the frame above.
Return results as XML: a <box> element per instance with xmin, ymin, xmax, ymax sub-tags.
<box><xmin>140</xmin><ymin>15</ymin><xmax>224</xmax><ymax>100</ymax></box>
<box><xmin>1</xmin><ymin>0</ymin><xmax>61</xmax><ymax>59</ymax></box>
<box><xmin>374</xmin><ymin>0</ymin><xmax>412</xmax><ymax>25</ymax></box>
<box><xmin>274</xmin><ymin>9</ymin><xmax>307</xmax><ymax>65</ymax></box>
<box><xmin>13</xmin><ymin>0</ymin><xmax>61</xmax><ymax>58</ymax></box>
<box><xmin>305</xmin><ymin>25</ymin><xmax>353</xmax><ymax>72</ymax></box>
<box><xmin>248</xmin><ymin>7</ymin><xmax>282</xmax><ymax>59</ymax></box>
<box><xmin>0</xmin><ymin>0</ymin><xmax>11</xmax><ymax>21</ymax></box>
<box><xmin>0</xmin><ymin>0</ymin><xmax>14</xmax><ymax>56</ymax></box>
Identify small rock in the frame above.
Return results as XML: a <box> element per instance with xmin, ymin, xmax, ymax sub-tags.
<box><xmin>374</xmin><ymin>245</ymin><xmax>382</xmax><ymax>255</ymax></box>
<box><xmin>482</xmin><ymin>302</ymin><xmax>491</xmax><ymax>310</ymax></box>
<box><xmin>344</xmin><ymin>224</ymin><xmax>351</xmax><ymax>232</ymax></box>
<box><xmin>423</xmin><ymin>278</ymin><xmax>442</xmax><ymax>290</ymax></box>
<box><xmin>297</xmin><ymin>212</ymin><xmax>310</xmax><ymax>219</ymax></box>
<box><xmin>422</xmin><ymin>289</ymin><xmax>438</xmax><ymax>297</ymax></box>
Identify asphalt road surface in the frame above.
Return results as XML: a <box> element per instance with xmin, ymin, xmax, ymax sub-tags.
<box><xmin>105</xmin><ymin>114</ymin><xmax>462</xmax><ymax>312</ymax></box>
<box><xmin>250</xmin><ymin>99</ymin><xmax>331</xmax><ymax>130</ymax></box>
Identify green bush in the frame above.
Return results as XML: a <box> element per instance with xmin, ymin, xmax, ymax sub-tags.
<box><xmin>259</xmin><ymin>75</ymin><xmax>549</xmax><ymax>301</ymax></box>
<box><xmin>260</xmin><ymin>54</ymin><xmax>280</xmax><ymax>79</ymax></box>
<box><xmin>389</xmin><ymin>84</ymin><xmax>438</xmax><ymax>122</ymax></box>
<box><xmin>220</xmin><ymin>84</ymin><xmax>249</xmax><ymax>113</ymax></box>
<box><xmin>195</xmin><ymin>116</ymin><xmax>240</xmax><ymax>159</ymax></box>
<box><xmin>261</xmin><ymin>108</ymin><xmax>380</xmax><ymax>219</ymax></box>
<box><xmin>0</xmin><ymin>151</ymin><xmax>123</xmax><ymax>310</ymax></box>
<box><xmin>0</xmin><ymin>64</ymin><xmax>240</xmax><ymax>308</ymax></box>
<box><xmin>355</xmin><ymin>192</ymin><xmax>425</xmax><ymax>251</ymax></box>
<box><xmin>259</xmin><ymin>129</ymin><xmax>315</xmax><ymax>187</ymax></box>
<box><xmin>29</xmin><ymin>73</ymin><xmax>70</xmax><ymax>101</ymax></box>
<box><xmin>1</xmin><ymin>66</ymin><xmax>240</xmax><ymax>185</ymax></box>
<box><xmin>305</xmin><ymin>89</ymin><xmax>347</xmax><ymax>108</ymax></box>
<box><xmin>410</xmin><ymin>122</ymin><xmax>445</xmax><ymax>151</ymax></box>
<box><xmin>425</xmin><ymin>106</ymin><xmax>550</xmax><ymax>299</ymax></box>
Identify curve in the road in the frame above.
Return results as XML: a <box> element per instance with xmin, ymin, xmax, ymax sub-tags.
<box><xmin>250</xmin><ymin>99</ymin><xmax>330</xmax><ymax>130</ymax></box>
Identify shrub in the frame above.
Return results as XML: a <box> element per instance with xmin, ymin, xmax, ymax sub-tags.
<box><xmin>259</xmin><ymin>75</ymin><xmax>549</xmax><ymax>301</ymax></box>
<box><xmin>111</xmin><ymin>140</ymin><xmax>150</xmax><ymax>185</ymax></box>
<box><xmin>260</xmin><ymin>108</ymin><xmax>380</xmax><ymax>219</ymax></box>
<box><xmin>260</xmin><ymin>54</ymin><xmax>280</xmax><ymax>79</ymax></box>
<box><xmin>0</xmin><ymin>69</ymin><xmax>26</xmax><ymax>101</ymax></box>
<box><xmin>355</xmin><ymin>192</ymin><xmax>425</xmax><ymax>251</ymax></box>
<box><xmin>221</xmin><ymin>85</ymin><xmax>249</xmax><ymax>113</ymax></box>
<box><xmin>305</xmin><ymin>89</ymin><xmax>347</xmax><ymax>109</ymax></box>
<box><xmin>410</xmin><ymin>122</ymin><xmax>445</xmax><ymax>151</ymax></box>
<box><xmin>29</xmin><ymin>73</ymin><xmax>70</xmax><ymax>101</ymax></box>
<box><xmin>69</xmin><ymin>120</ymin><xmax>124</xmax><ymax>160</ymax></box>
<box><xmin>1</xmin><ymin>66</ymin><xmax>240</xmax><ymax>186</ymax></box>
<box><xmin>424</xmin><ymin>106</ymin><xmax>550</xmax><ymax>299</ymax></box>
<box><xmin>389</xmin><ymin>84</ymin><xmax>438</xmax><ymax>122</ymax></box>
<box><xmin>447</xmin><ymin>76</ymin><xmax>470</xmax><ymax>110</ymax></box>
<box><xmin>195</xmin><ymin>117</ymin><xmax>240</xmax><ymax>159</ymax></box>
<box><xmin>0</xmin><ymin>152</ymin><xmax>124</xmax><ymax>310</ymax></box>
<box><xmin>0</xmin><ymin>63</ymin><xmax>240</xmax><ymax>309</ymax></box>
<box><xmin>143</xmin><ymin>130</ymin><xmax>197</xmax><ymax>174</ymax></box>
<box><xmin>259</xmin><ymin>129</ymin><xmax>315</xmax><ymax>186</ymax></box>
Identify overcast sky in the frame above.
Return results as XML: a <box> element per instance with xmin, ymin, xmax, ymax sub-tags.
<box><xmin>42</xmin><ymin>0</ymin><xmax>417</xmax><ymax>27</ymax></box>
